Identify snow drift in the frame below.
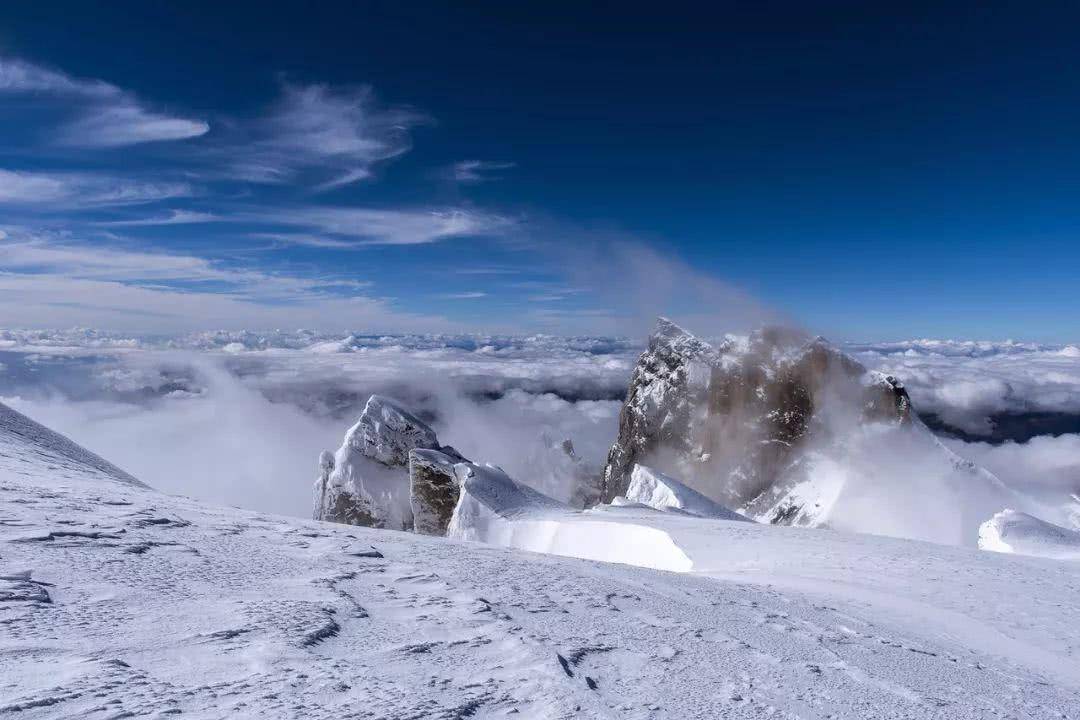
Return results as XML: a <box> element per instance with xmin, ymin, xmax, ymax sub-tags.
<box><xmin>978</xmin><ymin>509</ymin><xmax>1080</xmax><ymax>561</ymax></box>
<box><xmin>619</xmin><ymin>464</ymin><xmax>750</xmax><ymax>521</ymax></box>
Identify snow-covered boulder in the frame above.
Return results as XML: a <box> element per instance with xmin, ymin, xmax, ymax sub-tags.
<box><xmin>409</xmin><ymin>447</ymin><xmax>467</xmax><ymax>536</ymax></box>
<box><xmin>621</xmin><ymin>464</ymin><xmax>750</xmax><ymax>521</ymax></box>
<box><xmin>315</xmin><ymin>395</ymin><xmax>451</xmax><ymax>530</ymax></box>
<box><xmin>978</xmin><ymin>509</ymin><xmax>1080</xmax><ymax>561</ymax></box>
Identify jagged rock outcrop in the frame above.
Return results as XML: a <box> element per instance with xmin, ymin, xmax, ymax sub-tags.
<box><xmin>600</xmin><ymin>318</ymin><xmax>913</xmax><ymax>525</ymax></box>
<box><xmin>315</xmin><ymin>395</ymin><xmax>461</xmax><ymax>530</ymax></box>
<box><xmin>409</xmin><ymin>447</ymin><xmax>467</xmax><ymax>536</ymax></box>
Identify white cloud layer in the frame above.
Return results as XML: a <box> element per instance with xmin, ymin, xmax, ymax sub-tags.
<box><xmin>0</xmin><ymin>169</ymin><xmax>191</xmax><ymax>206</ymax></box>
<box><xmin>2</xmin><ymin>332</ymin><xmax>1077</xmax><ymax>529</ymax></box>
<box><xmin>0</xmin><ymin>229</ymin><xmax>452</xmax><ymax>333</ymax></box>
<box><xmin>0</xmin><ymin>336</ymin><xmax>633</xmax><ymax>514</ymax></box>
<box><xmin>261</xmin><ymin>206</ymin><xmax>515</xmax><ymax>245</ymax></box>
<box><xmin>854</xmin><ymin>342</ymin><xmax>1080</xmax><ymax>435</ymax></box>
<box><xmin>451</xmin><ymin>160</ymin><xmax>515</xmax><ymax>183</ymax></box>
<box><xmin>0</xmin><ymin>57</ymin><xmax>209</xmax><ymax>147</ymax></box>
<box><xmin>225</xmin><ymin>82</ymin><xmax>428</xmax><ymax>189</ymax></box>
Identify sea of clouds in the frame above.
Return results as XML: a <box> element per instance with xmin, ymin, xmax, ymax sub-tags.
<box><xmin>2</xmin><ymin>328</ymin><xmax>1078</xmax><ymax>520</ymax></box>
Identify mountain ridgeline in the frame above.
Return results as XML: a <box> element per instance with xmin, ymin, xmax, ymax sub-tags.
<box><xmin>600</xmin><ymin>318</ymin><xmax>912</xmax><ymax>524</ymax></box>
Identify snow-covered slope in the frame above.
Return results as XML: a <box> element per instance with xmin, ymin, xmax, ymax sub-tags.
<box><xmin>0</xmin><ymin>401</ymin><xmax>144</xmax><ymax>490</ymax></box>
<box><xmin>619</xmin><ymin>464</ymin><xmax>751</xmax><ymax>521</ymax></box>
<box><xmin>978</xmin><ymin>509</ymin><xmax>1080</xmax><ymax>560</ymax></box>
<box><xmin>4</xmin><ymin>402</ymin><xmax>1080</xmax><ymax>717</ymax></box>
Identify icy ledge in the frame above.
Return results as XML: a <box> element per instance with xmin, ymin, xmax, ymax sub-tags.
<box><xmin>447</xmin><ymin>463</ymin><xmax>763</xmax><ymax>573</ymax></box>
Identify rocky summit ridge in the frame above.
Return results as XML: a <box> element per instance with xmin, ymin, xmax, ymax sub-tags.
<box><xmin>600</xmin><ymin>318</ymin><xmax>914</xmax><ymax>525</ymax></box>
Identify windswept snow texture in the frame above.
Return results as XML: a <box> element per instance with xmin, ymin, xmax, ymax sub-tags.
<box><xmin>978</xmin><ymin>509</ymin><xmax>1080</xmax><ymax>561</ymax></box>
<box><xmin>4</xmin><ymin>403</ymin><xmax>1080</xmax><ymax>717</ymax></box>
<box><xmin>0</xmin><ymin>402</ymin><xmax>144</xmax><ymax>489</ymax></box>
<box><xmin>622</xmin><ymin>464</ymin><xmax>750</xmax><ymax>521</ymax></box>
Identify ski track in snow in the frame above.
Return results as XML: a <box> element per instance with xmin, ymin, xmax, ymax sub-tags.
<box><xmin>2</xmin><ymin>405</ymin><xmax>1080</xmax><ymax>718</ymax></box>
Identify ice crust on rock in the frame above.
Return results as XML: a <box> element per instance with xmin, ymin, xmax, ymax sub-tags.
<box><xmin>622</xmin><ymin>464</ymin><xmax>751</xmax><ymax>521</ymax></box>
<box><xmin>978</xmin><ymin>509</ymin><xmax>1080</xmax><ymax>560</ymax></box>
<box><xmin>315</xmin><ymin>394</ymin><xmax>450</xmax><ymax>530</ymax></box>
<box><xmin>349</xmin><ymin>394</ymin><xmax>440</xmax><ymax>467</ymax></box>
<box><xmin>447</xmin><ymin>462</ymin><xmax>695</xmax><ymax>572</ymax></box>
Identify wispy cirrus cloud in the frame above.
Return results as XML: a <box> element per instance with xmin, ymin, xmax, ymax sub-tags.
<box><xmin>224</xmin><ymin>82</ymin><xmax>429</xmax><ymax>191</ymax></box>
<box><xmin>260</xmin><ymin>206</ymin><xmax>515</xmax><ymax>245</ymax></box>
<box><xmin>450</xmin><ymin>160</ymin><xmax>516</xmax><ymax>184</ymax></box>
<box><xmin>97</xmin><ymin>210</ymin><xmax>222</xmax><ymax>226</ymax></box>
<box><xmin>0</xmin><ymin>57</ymin><xmax>209</xmax><ymax>147</ymax></box>
<box><xmin>439</xmin><ymin>291</ymin><xmax>488</xmax><ymax>299</ymax></box>
<box><xmin>0</xmin><ymin>169</ymin><xmax>192</xmax><ymax>207</ymax></box>
<box><xmin>0</xmin><ymin>228</ymin><xmax>458</xmax><ymax>332</ymax></box>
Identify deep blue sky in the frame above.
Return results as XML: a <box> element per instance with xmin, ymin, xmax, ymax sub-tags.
<box><xmin>0</xmin><ymin>2</ymin><xmax>1077</xmax><ymax>340</ymax></box>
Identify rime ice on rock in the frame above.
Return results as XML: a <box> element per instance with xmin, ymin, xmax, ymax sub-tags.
<box><xmin>349</xmin><ymin>395</ymin><xmax>440</xmax><ymax>467</ymax></box>
<box><xmin>314</xmin><ymin>395</ymin><xmax>446</xmax><ymax>530</ymax></box>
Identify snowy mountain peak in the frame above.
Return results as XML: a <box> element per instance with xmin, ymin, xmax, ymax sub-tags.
<box><xmin>347</xmin><ymin>394</ymin><xmax>440</xmax><ymax>468</ymax></box>
<box><xmin>648</xmin><ymin>316</ymin><xmax>717</xmax><ymax>359</ymax></box>
<box><xmin>597</xmin><ymin>319</ymin><xmax>1021</xmax><ymax>543</ymax></box>
<box><xmin>315</xmin><ymin>395</ymin><xmax>443</xmax><ymax>529</ymax></box>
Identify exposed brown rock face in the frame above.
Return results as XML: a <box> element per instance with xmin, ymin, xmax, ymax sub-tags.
<box><xmin>409</xmin><ymin>447</ymin><xmax>467</xmax><ymax>536</ymax></box>
<box><xmin>601</xmin><ymin>318</ymin><xmax>716</xmax><ymax>504</ymax></box>
<box><xmin>600</xmin><ymin>318</ymin><xmax>912</xmax><ymax>523</ymax></box>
